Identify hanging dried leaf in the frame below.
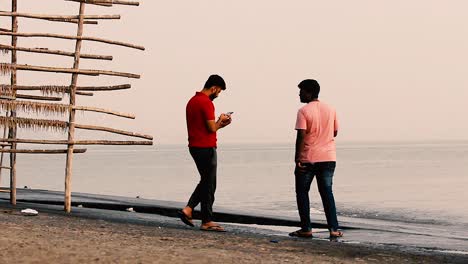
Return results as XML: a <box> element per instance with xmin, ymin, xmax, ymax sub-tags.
<box><xmin>0</xmin><ymin>116</ymin><xmax>68</xmax><ymax>132</ymax></box>
<box><xmin>39</xmin><ymin>85</ymin><xmax>69</xmax><ymax>96</ymax></box>
<box><xmin>0</xmin><ymin>84</ymin><xmax>14</xmax><ymax>96</ymax></box>
<box><xmin>0</xmin><ymin>63</ymin><xmax>12</xmax><ymax>76</ymax></box>
<box><xmin>0</xmin><ymin>100</ymin><xmax>70</xmax><ymax>115</ymax></box>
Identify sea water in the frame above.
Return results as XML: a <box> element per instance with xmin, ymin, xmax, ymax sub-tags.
<box><xmin>4</xmin><ymin>141</ymin><xmax>468</xmax><ymax>250</ymax></box>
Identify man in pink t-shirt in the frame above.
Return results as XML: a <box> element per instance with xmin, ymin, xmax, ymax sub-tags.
<box><xmin>289</xmin><ymin>79</ymin><xmax>343</xmax><ymax>239</ymax></box>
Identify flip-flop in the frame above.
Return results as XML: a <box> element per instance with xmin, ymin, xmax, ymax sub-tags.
<box><xmin>177</xmin><ymin>210</ymin><xmax>194</xmax><ymax>227</ymax></box>
<box><xmin>200</xmin><ymin>225</ymin><xmax>226</xmax><ymax>232</ymax></box>
<box><xmin>288</xmin><ymin>229</ymin><xmax>313</xmax><ymax>238</ymax></box>
<box><xmin>329</xmin><ymin>230</ymin><xmax>343</xmax><ymax>238</ymax></box>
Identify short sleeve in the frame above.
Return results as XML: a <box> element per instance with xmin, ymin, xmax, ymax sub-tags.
<box><xmin>201</xmin><ymin>100</ymin><xmax>216</xmax><ymax>121</ymax></box>
<box><xmin>295</xmin><ymin>109</ymin><xmax>307</xmax><ymax>130</ymax></box>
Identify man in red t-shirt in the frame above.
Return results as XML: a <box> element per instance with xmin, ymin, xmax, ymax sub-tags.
<box><xmin>178</xmin><ymin>74</ymin><xmax>232</xmax><ymax>232</ymax></box>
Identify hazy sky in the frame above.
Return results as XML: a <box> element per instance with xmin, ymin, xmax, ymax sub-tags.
<box><xmin>1</xmin><ymin>0</ymin><xmax>467</xmax><ymax>144</ymax></box>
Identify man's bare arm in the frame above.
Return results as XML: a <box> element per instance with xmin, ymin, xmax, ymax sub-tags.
<box><xmin>295</xmin><ymin>129</ymin><xmax>306</xmax><ymax>164</ymax></box>
<box><xmin>206</xmin><ymin>114</ymin><xmax>231</xmax><ymax>132</ymax></box>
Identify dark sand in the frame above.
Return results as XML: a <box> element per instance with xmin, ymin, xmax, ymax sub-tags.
<box><xmin>0</xmin><ymin>204</ymin><xmax>466</xmax><ymax>264</ymax></box>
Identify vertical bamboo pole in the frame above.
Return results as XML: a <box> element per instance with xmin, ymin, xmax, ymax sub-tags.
<box><xmin>64</xmin><ymin>2</ymin><xmax>85</xmax><ymax>213</ymax></box>
<box><xmin>9</xmin><ymin>0</ymin><xmax>18</xmax><ymax>205</ymax></box>
<box><xmin>0</xmin><ymin>127</ymin><xmax>7</xmax><ymax>185</ymax></box>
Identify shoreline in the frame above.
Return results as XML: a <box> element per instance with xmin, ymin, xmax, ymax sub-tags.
<box><xmin>0</xmin><ymin>189</ymin><xmax>467</xmax><ymax>263</ymax></box>
<box><xmin>1</xmin><ymin>201</ymin><xmax>467</xmax><ymax>264</ymax></box>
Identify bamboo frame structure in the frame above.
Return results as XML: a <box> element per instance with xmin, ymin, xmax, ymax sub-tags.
<box><xmin>0</xmin><ymin>0</ymin><xmax>152</xmax><ymax>212</ymax></box>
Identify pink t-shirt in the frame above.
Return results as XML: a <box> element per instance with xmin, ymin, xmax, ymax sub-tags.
<box><xmin>295</xmin><ymin>100</ymin><xmax>339</xmax><ymax>163</ymax></box>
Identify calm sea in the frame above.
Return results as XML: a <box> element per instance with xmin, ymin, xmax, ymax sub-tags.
<box><xmin>3</xmin><ymin>141</ymin><xmax>468</xmax><ymax>250</ymax></box>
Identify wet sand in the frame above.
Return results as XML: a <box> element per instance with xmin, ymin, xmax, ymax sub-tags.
<box><xmin>0</xmin><ymin>204</ymin><xmax>466</xmax><ymax>264</ymax></box>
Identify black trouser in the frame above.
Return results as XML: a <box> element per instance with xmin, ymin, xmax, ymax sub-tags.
<box><xmin>295</xmin><ymin>161</ymin><xmax>339</xmax><ymax>232</ymax></box>
<box><xmin>187</xmin><ymin>147</ymin><xmax>217</xmax><ymax>223</ymax></box>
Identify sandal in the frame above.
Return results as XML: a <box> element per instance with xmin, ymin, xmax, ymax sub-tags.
<box><xmin>289</xmin><ymin>229</ymin><xmax>313</xmax><ymax>238</ymax></box>
<box><xmin>200</xmin><ymin>225</ymin><xmax>226</xmax><ymax>232</ymax></box>
<box><xmin>177</xmin><ymin>210</ymin><xmax>194</xmax><ymax>227</ymax></box>
<box><xmin>330</xmin><ymin>230</ymin><xmax>343</xmax><ymax>238</ymax></box>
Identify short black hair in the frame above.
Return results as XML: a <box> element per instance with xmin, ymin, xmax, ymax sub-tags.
<box><xmin>298</xmin><ymin>79</ymin><xmax>320</xmax><ymax>98</ymax></box>
<box><xmin>204</xmin><ymin>74</ymin><xmax>226</xmax><ymax>90</ymax></box>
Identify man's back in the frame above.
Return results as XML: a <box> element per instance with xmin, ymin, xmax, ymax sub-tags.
<box><xmin>186</xmin><ymin>92</ymin><xmax>217</xmax><ymax>148</ymax></box>
<box><xmin>295</xmin><ymin>100</ymin><xmax>338</xmax><ymax>162</ymax></box>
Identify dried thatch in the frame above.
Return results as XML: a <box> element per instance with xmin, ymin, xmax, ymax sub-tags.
<box><xmin>0</xmin><ymin>100</ymin><xmax>70</xmax><ymax>115</ymax></box>
<box><xmin>39</xmin><ymin>85</ymin><xmax>69</xmax><ymax>95</ymax></box>
<box><xmin>0</xmin><ymin>63</ymin><xmax>11</xmax><ymax>76</ymax></box>
<box><xmin>0</xmin><ymin>116</ymin><xmax>68</xmax><ymax>132</ymax></box>
<box><xmin>0</xmin><ymin>84</ymin><xmax>13</xmax><ymax>95</ymax></box>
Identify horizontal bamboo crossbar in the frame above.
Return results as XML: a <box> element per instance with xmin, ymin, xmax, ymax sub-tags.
<box><xmin>73</xmin><ymin>106</ymin><xmax>135</xmax><ymax>119</ymax></box>
<box><xmin>0</xmin><ymin>138</ymin><xmax>152</xmax><ymax>145</ymax></box>
<box><xmin>16</xmin><ymin>94</ymin><xmax>63</xmax><ymax>101</ymax></box>
<box><xmin>46</xmin><ymin>18</ymin><xmax>98</xmax><ymax>25</ymax></box>
<box><xmin>76</xmin><ymin>84</ymin><xmax>132</xmax><ymax>91</ymax></box>
<box><xmin>0</xmin><ymin>11</ymin><xmax>120</xmax><ymax>20</ymax></box>
<box><xmin>0</xmin><ymin>149</ymin><xmax>86</xmax><ymax>154</ymax></box>
<box><xmin>0</xmin><ymin>100</ymin><xmax>135</xmax><ymax>119</ymax></box>
<box><xmin>8</xmin><ymin>84</ymin><xmax>130</xmax><ymax>92</ymax></box>
<box><xmin>6</xmin><ymin>64</ymin><xmax>140</xmax><ymax>78</ymax></box>
<box><xmin>0</xmin><ymin>44</ymin><xmax>113</xmax><ymax>60</ymax></box>
<box><xmin>76</xmin><ymin>91</ymin><xmax>94</xmax><ymax>96</ymax></box>
<box><xmin>0</xmin><ymin>32</ymin><xmax>145</xmax><ymax>50</ymax></box>
<box><xmin>0</xmin><ymin>95</ymin><xmax>15</xmax><ymax>100</ymax></box>
<box><xmin>0</xmin><ymin>12</ymin><xmax>98</xmax><ymax>24</ymax></box>
<box><xmin>0</xmin><ymin>99</ymin><xmax>69</xmax><ymax>114</ymax></box>
<box><xmin>65</xmin><ymin>0</ymin><xmax>140</xmax><ymax>7</ymax></box>
<box><xmin>75</xmin><ymin>124</ymin><xmax>153</xmax><ymax>140</ymax></box>
<box><xmin>0</xmin><ymin>116</ymin><xmax>68</xmax><ymax>131</ymax></box>
<box><xmin>0</xmin><ymin>28</ymin><xmax>12</xmax><ymax>32</ymax></box>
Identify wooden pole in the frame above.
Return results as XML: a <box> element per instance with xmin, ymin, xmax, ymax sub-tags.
<box><xmin>65</xmin><ymin>0</ymin><xmax>140</xmax><ymax>7</ymax></box>
<box><xmin>0</xmin><ymin>100</ymin><xmax>136</xmax><ymax>119</ymax></box>
<box><xmin>0</xmin><ymin>138</ymin><xmax>153</xmax><ymax>146</ymax></box>
<box><xmin>12</xmin><ymin>84</ymin><xmax>131</xmax><ymax>92</ymax></box>
<box><xmin>0</xmin><ymin>32</ymin><xmax>145</xmax><ymax>50</ymax></box>
<box><xmin>73</xmin><ymin>106</ymin><xmax>135</xmax><ymax>119</ymax></box>
<box><xmin>16</xmin><ymin>94</ymin><xmax>63</xmax><ymax>101</ymax></box>
<box><xmin>75</xmin><ymin>124</ymin><xmax>153</xmax><ymax>140</ymax></box>
<box><xmin>0</xmin><ymin>11</ymin><xmax>121</xmax><ymax>20</ymax></box>
<box><xmin>0</xmin><ymin>127</ymin><xmax>7</xmax><ymax>185</ymax></box>
<box><xmin>76</xmin><ymin>91</ymin><xmax>93</xmax><ymax>96</ymax></box>
<box><xmin>0</xmin><ymin>149</ymin><xmax>87</xmax><ymax>154</ymax></box>
<box><xmin>64</xmin><ymin>2</ymin><xmax>85</xmax><ymax>213</ymax></box>
<box><xmin>0</xmin><ymin>44</ymin><xmax>113</xmax><ymax>60</ymax></box>
<box><xmin>7</xmin><ymin>63</ymin><xmax>140</xmax><ymax>78</ymax></box>
<box><xmin>8</xmin><ymin>0</ymin><xmax>18</xmax><ymax>206</ymax></box>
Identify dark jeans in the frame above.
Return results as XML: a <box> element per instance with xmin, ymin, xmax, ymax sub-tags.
<box><xmin>295</xmin><ymin>161</ymin><xmax>339</xmax><ymax>232</ymax></box>
<box><xmin>187</xmin><ymin>147</ymin><xmax>217</xmax><ymax>223</ymax></box>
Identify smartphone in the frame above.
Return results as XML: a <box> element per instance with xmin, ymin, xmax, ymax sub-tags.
<box><xmin>226</xmin><ymin>112</ymin><xmax>234</xmax><ymax>115</ymax></box>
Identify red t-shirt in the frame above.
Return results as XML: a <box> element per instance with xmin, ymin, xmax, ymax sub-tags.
<box><xmin>186</xmin><ymin>92</ymin><xmax>217</xmax><ymax>147</ymax></box>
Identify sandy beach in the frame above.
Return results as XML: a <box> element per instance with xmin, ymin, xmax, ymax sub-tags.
<box><xmin>0</xmin><ymin>202</ymin><xmax>466</xmax><ymax>264</ymax></box>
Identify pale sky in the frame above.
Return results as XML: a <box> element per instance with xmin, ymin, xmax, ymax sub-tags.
<box><xmin>1</xmin><ymin>0</ymin><xmax>467</xmax><ymax>144</ymax></box>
